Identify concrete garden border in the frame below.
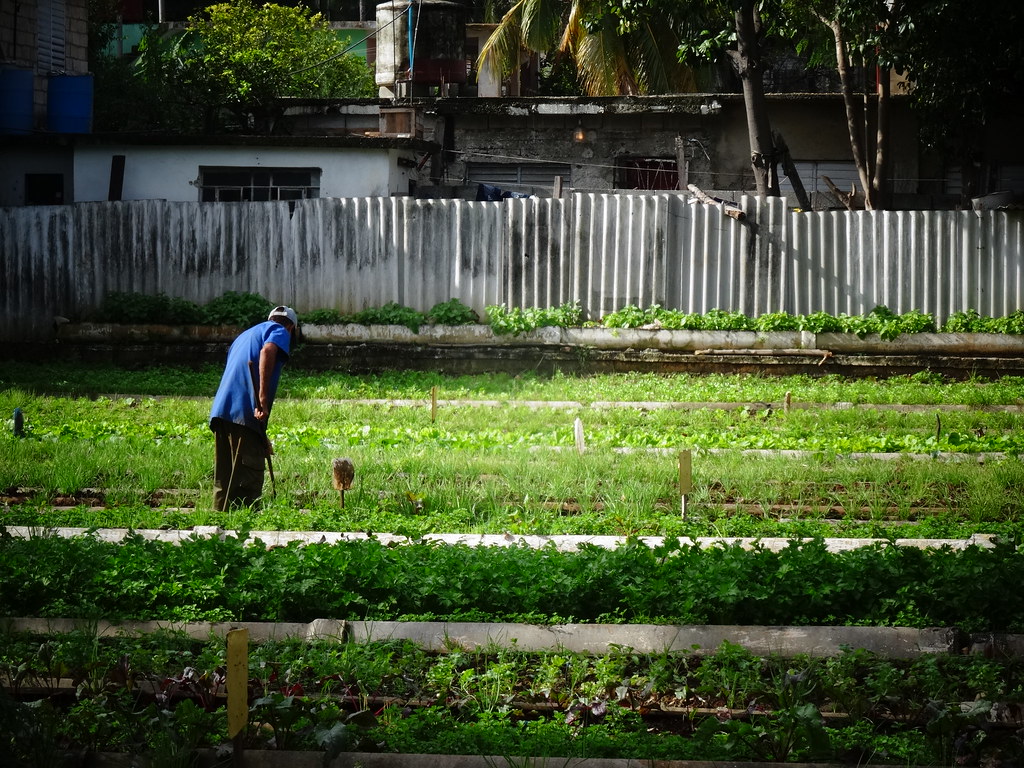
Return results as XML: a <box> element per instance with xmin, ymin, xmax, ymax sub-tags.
<box><xmin>0</xmin><ymin>616</ymin><xmax>976</xmax><ymax>659</ymax></box>
<box><xmin>38</xmin><ymin>323</ymin><xmax>1024</xmax><ymax>377</ymax></box>
<box><xmin>52</xmin><ymin>323</ymin><xmax>1024</xmax><ymax>357</ymax></box>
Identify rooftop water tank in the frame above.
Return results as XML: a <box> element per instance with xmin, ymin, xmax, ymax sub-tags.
<box><xmin>47</xmin><ymin>74</ymin><xmax>93</xmax><ymax>133</ymax></box>
<box><xmin>0</xmin><ymin>68</ymin><xmax>34</xmax><ymax>135</ymax></box>
<box><xmin>375</xmin><ymin>0</ymin><xmax>467</xmax><ymax>96</ymax></box>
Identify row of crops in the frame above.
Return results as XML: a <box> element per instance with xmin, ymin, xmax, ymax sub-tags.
<box><xmin>2</xmin><ymin>362</ymin><xmax>1024</xmax><ymax>764</ymax></box>
<box><xmin>4</xmin><ymin>626</ymin><xmax>1024</xmax><ymax>763</ymax></box>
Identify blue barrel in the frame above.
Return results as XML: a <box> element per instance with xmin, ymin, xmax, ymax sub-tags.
<box><xmin>47</xmin><ymin>74</ymin><xmax>93</xmax><ymax>133</ymax></box>
<box><xmin>0</xmin><ymin>68</ymin><xmax>34</xmax><ymax>135</ymax></box>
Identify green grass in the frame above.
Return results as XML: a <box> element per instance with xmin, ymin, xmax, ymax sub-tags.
<box><xmin>3</xmin><ymin>362</ymin><xmax>1024</xmax><ymax>405</ymax></box>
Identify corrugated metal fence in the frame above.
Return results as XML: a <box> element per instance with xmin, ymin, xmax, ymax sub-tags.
<box><xmin>2</xmin><ymin>194</ymin><xmax>1022</xmax><ymax>341</ymax></box>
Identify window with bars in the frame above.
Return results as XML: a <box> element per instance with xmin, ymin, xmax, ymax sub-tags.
<box><xmin>197</xmin><ymin>167</ymin><xmax>321</xmax><ymax>202</ymax></box>
<box><xmin>614</xmin><ymin>158</ymin><xmax>679</xmax><ymax>190</ymax></box>
<box><xmin>466</xmin><ymin>162</ymin><xmax>571</xmax><ymax>191</ymax></box>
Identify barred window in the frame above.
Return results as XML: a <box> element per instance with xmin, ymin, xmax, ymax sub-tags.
<box><xmin>614</xmin><ymin>158</ymin><xmax>679</xmax><ymax>191</ymax></box>
<box><xmin>198</xmin><ymin>167</ymin><xmax>321</xmax><ymax>202</ymax></box>
<box><xmin>467</xmin><ymin>162</ymin><xmax>571</xmax><ymax>191</ymax></box>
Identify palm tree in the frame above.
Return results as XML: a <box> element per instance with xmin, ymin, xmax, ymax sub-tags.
<box><xmin>477</xmin><ymin>0</ymin><xmax>696</xmax><ymax>96</ymax></box>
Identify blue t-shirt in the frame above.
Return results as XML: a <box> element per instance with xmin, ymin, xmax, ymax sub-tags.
<box><xmin>209</xmin><ymin>321</ymin><xmax>292</xmax><ymax>432</ymax></box>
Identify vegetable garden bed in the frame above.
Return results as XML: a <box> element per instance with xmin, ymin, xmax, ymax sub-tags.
<box><xmin>3</xmin><ymin>360</ymin><xmax>1024</xmax><ymax>765</ymax></box>
<box><xmin>4</xmin><ymin>620</ymin><xmax>1024</xmax><ymax>765</ymax></box>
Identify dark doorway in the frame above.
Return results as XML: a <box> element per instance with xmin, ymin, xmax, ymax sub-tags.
<box><xmin>25</xmin><ymin>174</ymin><xmax>65</xmax><ymax>205</ymax></box>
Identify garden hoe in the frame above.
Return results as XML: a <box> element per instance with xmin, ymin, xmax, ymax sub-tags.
<box><xmin>248</xmin><ymin>361</ymin><xmax>276</xmax><ymax>498</ymax></box>
<box><xmin>332</xmin><ymin>457</ymin><xmax>355</xmax><ymax>507</ymax></box>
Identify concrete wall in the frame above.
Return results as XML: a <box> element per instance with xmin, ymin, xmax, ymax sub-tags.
<box><xmin>431</xmin><ymin>95</ymin><xmax>921</xmax><ymax>205</ymax></box>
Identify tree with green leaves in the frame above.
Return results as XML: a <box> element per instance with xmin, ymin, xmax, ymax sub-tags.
<box><xmin>129</xmin><ymin>0</ymin><xmax>374</xmax><ymax>133</ymax></box>
<box><xmin>881</xmin><ymin>0</ymin><xmax>1024</xmax><ymax>203</ymax></box>
<box><xmin>786</xmin><ymin>0</ymin><xmax>1024</xmax><ymax>209</ymax></box>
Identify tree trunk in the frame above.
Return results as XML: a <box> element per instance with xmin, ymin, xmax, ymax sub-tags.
<box><xmin>873</xmin><ymin>67</ymin><xmax>891</xmax><ymax>209</ymax></box>
<box><xmin>730</xmin><ymin>0</ymin><xmax>779</xmax><ymax>198</ymax></box>
<box><xmin>827</xmin><ymin>16</ymin><xmax>878</xmax><ymax>210</ymax></box>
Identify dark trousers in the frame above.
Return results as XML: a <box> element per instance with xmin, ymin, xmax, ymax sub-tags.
<box><xmin>212</xmin><ymin>420</ymin><xmax>266</xmax><ymax>511</ymax></box>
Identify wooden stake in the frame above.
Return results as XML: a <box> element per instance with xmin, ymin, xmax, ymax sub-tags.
<box><xmin>784</xmin><ymin>391</ymin><xmax>792</xmax><ymax>413</ymax></box>
<box><xmin>678</xmin><ymin>450</ymin><xmax>692</xmax><ymax>519</ymax></box>
<box><xmin>431</xmin><ymin>386</ymin><xmax>438</xmax><ymax>423</ymax></box>
<box><xmin>574</xmin><ymin>417</ymin><xmax>585</xmax><ymax>455</ymax></box>
<box><xmin>227</xmin><ymin>628</ymin><xmax>249</xmax><ymax>766</ymax></box>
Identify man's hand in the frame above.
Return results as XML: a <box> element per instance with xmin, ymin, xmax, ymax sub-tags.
<box><xmin>252</xmin><ymin>342</ymin><xmax>279</xmax><ymax>421</ymax></box>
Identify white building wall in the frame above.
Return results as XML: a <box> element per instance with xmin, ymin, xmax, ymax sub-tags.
<box><xmin>73</xmin><ymin>146</ymin><xmax>406</xmax><ymax>202</ymax></box>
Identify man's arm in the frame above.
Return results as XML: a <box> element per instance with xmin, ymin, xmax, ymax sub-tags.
<box><xmin>253</xmin><ymin>341</ymin><xmax>279</xmax><ymax>422</ymax></box>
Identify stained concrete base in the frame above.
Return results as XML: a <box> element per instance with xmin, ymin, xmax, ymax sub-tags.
<box><xmin>2</xmin><ymin>616</ymin><xmax>967</xmax><ymax>659</ymax></box>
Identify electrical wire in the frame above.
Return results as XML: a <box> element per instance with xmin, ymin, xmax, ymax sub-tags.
<box><xmin>287</xmin><ymin>7</ymin><xmax>411</xmax><ymax>78</ymax></box>
<box><xmin>444</xmin><ymin>148</ymin><xmax>948</xmax><ymax>187</ymax></box>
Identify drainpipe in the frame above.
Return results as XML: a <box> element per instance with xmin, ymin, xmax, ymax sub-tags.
<box><xmin>407</xmin><ymin>0</ymin><xmax>415</xmax><ymax>92</ymax></box>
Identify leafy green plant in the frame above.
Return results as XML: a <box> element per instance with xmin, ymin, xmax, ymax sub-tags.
<box><xmin>3</xmin><ymin>533</ymin><xmax>1024</xmax><ymax>630</ymax></box>
<box><xmin>97</xmin><ymin>292</ymin><xmax>205</xmax><ymax>324</ymax></box>
<box><xmin>752</xmin><ymin>311</ymin><xmax>802</xmax><ymax>331</ymax></box>
<box><xmin>943</xmin><ymin>309</ymin><xmax>1024</xmax><ymax>334</ymax></box>
<box><xmin>428</xmin><ymin>298</ymin><xmax>478</xmax><ymax>325</ymax></box>
<box><xmin>143</xmin><ymin>699</ymin><xmax>218</xmax><ymax>767</ymax></box>
<box><xmin>199</xmin><ymin>291</ymin><xmax>273</xmax><ymax>327</ymax></box>
<box><xmin>351</xmin><ymin>302</ymin><xmax>427</xmax><ymax>332</ymax></box>
<box><xmin>486</xmin><ymin>302</ymin><xmax>584</xmax><ymax>335</ymax></box>
<box><xmin>95</xmin><ymin>290</ymin><xmax>275</xmax><ymax>326</ymax></box>
<box><xmin>600</xmin><ymin>304</ymin><xmax>658</xmax><ymax>329</ymax></box>
<box><xmin>300</xmin><ymin>308</ymin><xmax>350</xmax><ymax>325</ymax></box>
<box><xmin>839</xmin><ymin>306</ymin><xmax>937</xmax><ymax>340</ymax></box>
<box><xmin>87</xmin><ymin>295</ymin><xmax>1024</xmax><ymax>339</ymax></box>
<box><xmin>0</xmin><ymin>695</ymin><xmax>65</xmax><ymax>767</ymax></box>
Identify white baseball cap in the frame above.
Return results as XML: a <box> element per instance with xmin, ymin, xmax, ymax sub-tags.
<box><xmin>268</xmin><ymin>305</ymin><xmax>298</xmax><ymax>327</ymax></box>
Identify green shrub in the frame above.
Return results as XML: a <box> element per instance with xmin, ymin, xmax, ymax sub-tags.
<box><xmin>486</xmin><ymin>302</ymin><xmax>584</xmax><ymax>335</ymax></box>
<box><xmin>351</xmin><ymin>302</ymin><xmax>427</xmax><ymax>332</ymax></box>
<box><xmin>300</xmin><ymin>308</ymin><xmax>351</xmax><ymax>325</ymax></box>
<box><xmin>90</xmin><ymin>294</ymin><xmax>1024</xmax><ymax>339</ymax></box>
<box><xmin>427</xmin><ymin>298</ymin><xmax>478</xmax><ymax>325</ymax></box>
<box><xmin>199</xmin><ymin>292</ymin><xmax>273</xmax><ymax>327</ymax></box>
<box><xmin>752</xmin><ymin>311</ymin><xmax>802</xmax><ymax>332</ymax></box>
<box><xmin>601</xmin><ymin>304</ymin><xmax>656</xmax><ymax>329</ymax></box>
<box><xmin>943</xmin><ymin>309</ymin><xmax>1024</xmax><ymax>334</ymax></box>
<box><xmin>97</xmin><ymin>292</ymin><xmax>204</xmax><ymax>324</ymax></box>
<box><xmin>799</xmin><ymin>311</ymin><xmax>845</xmax><ymax>333</ymax></box>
